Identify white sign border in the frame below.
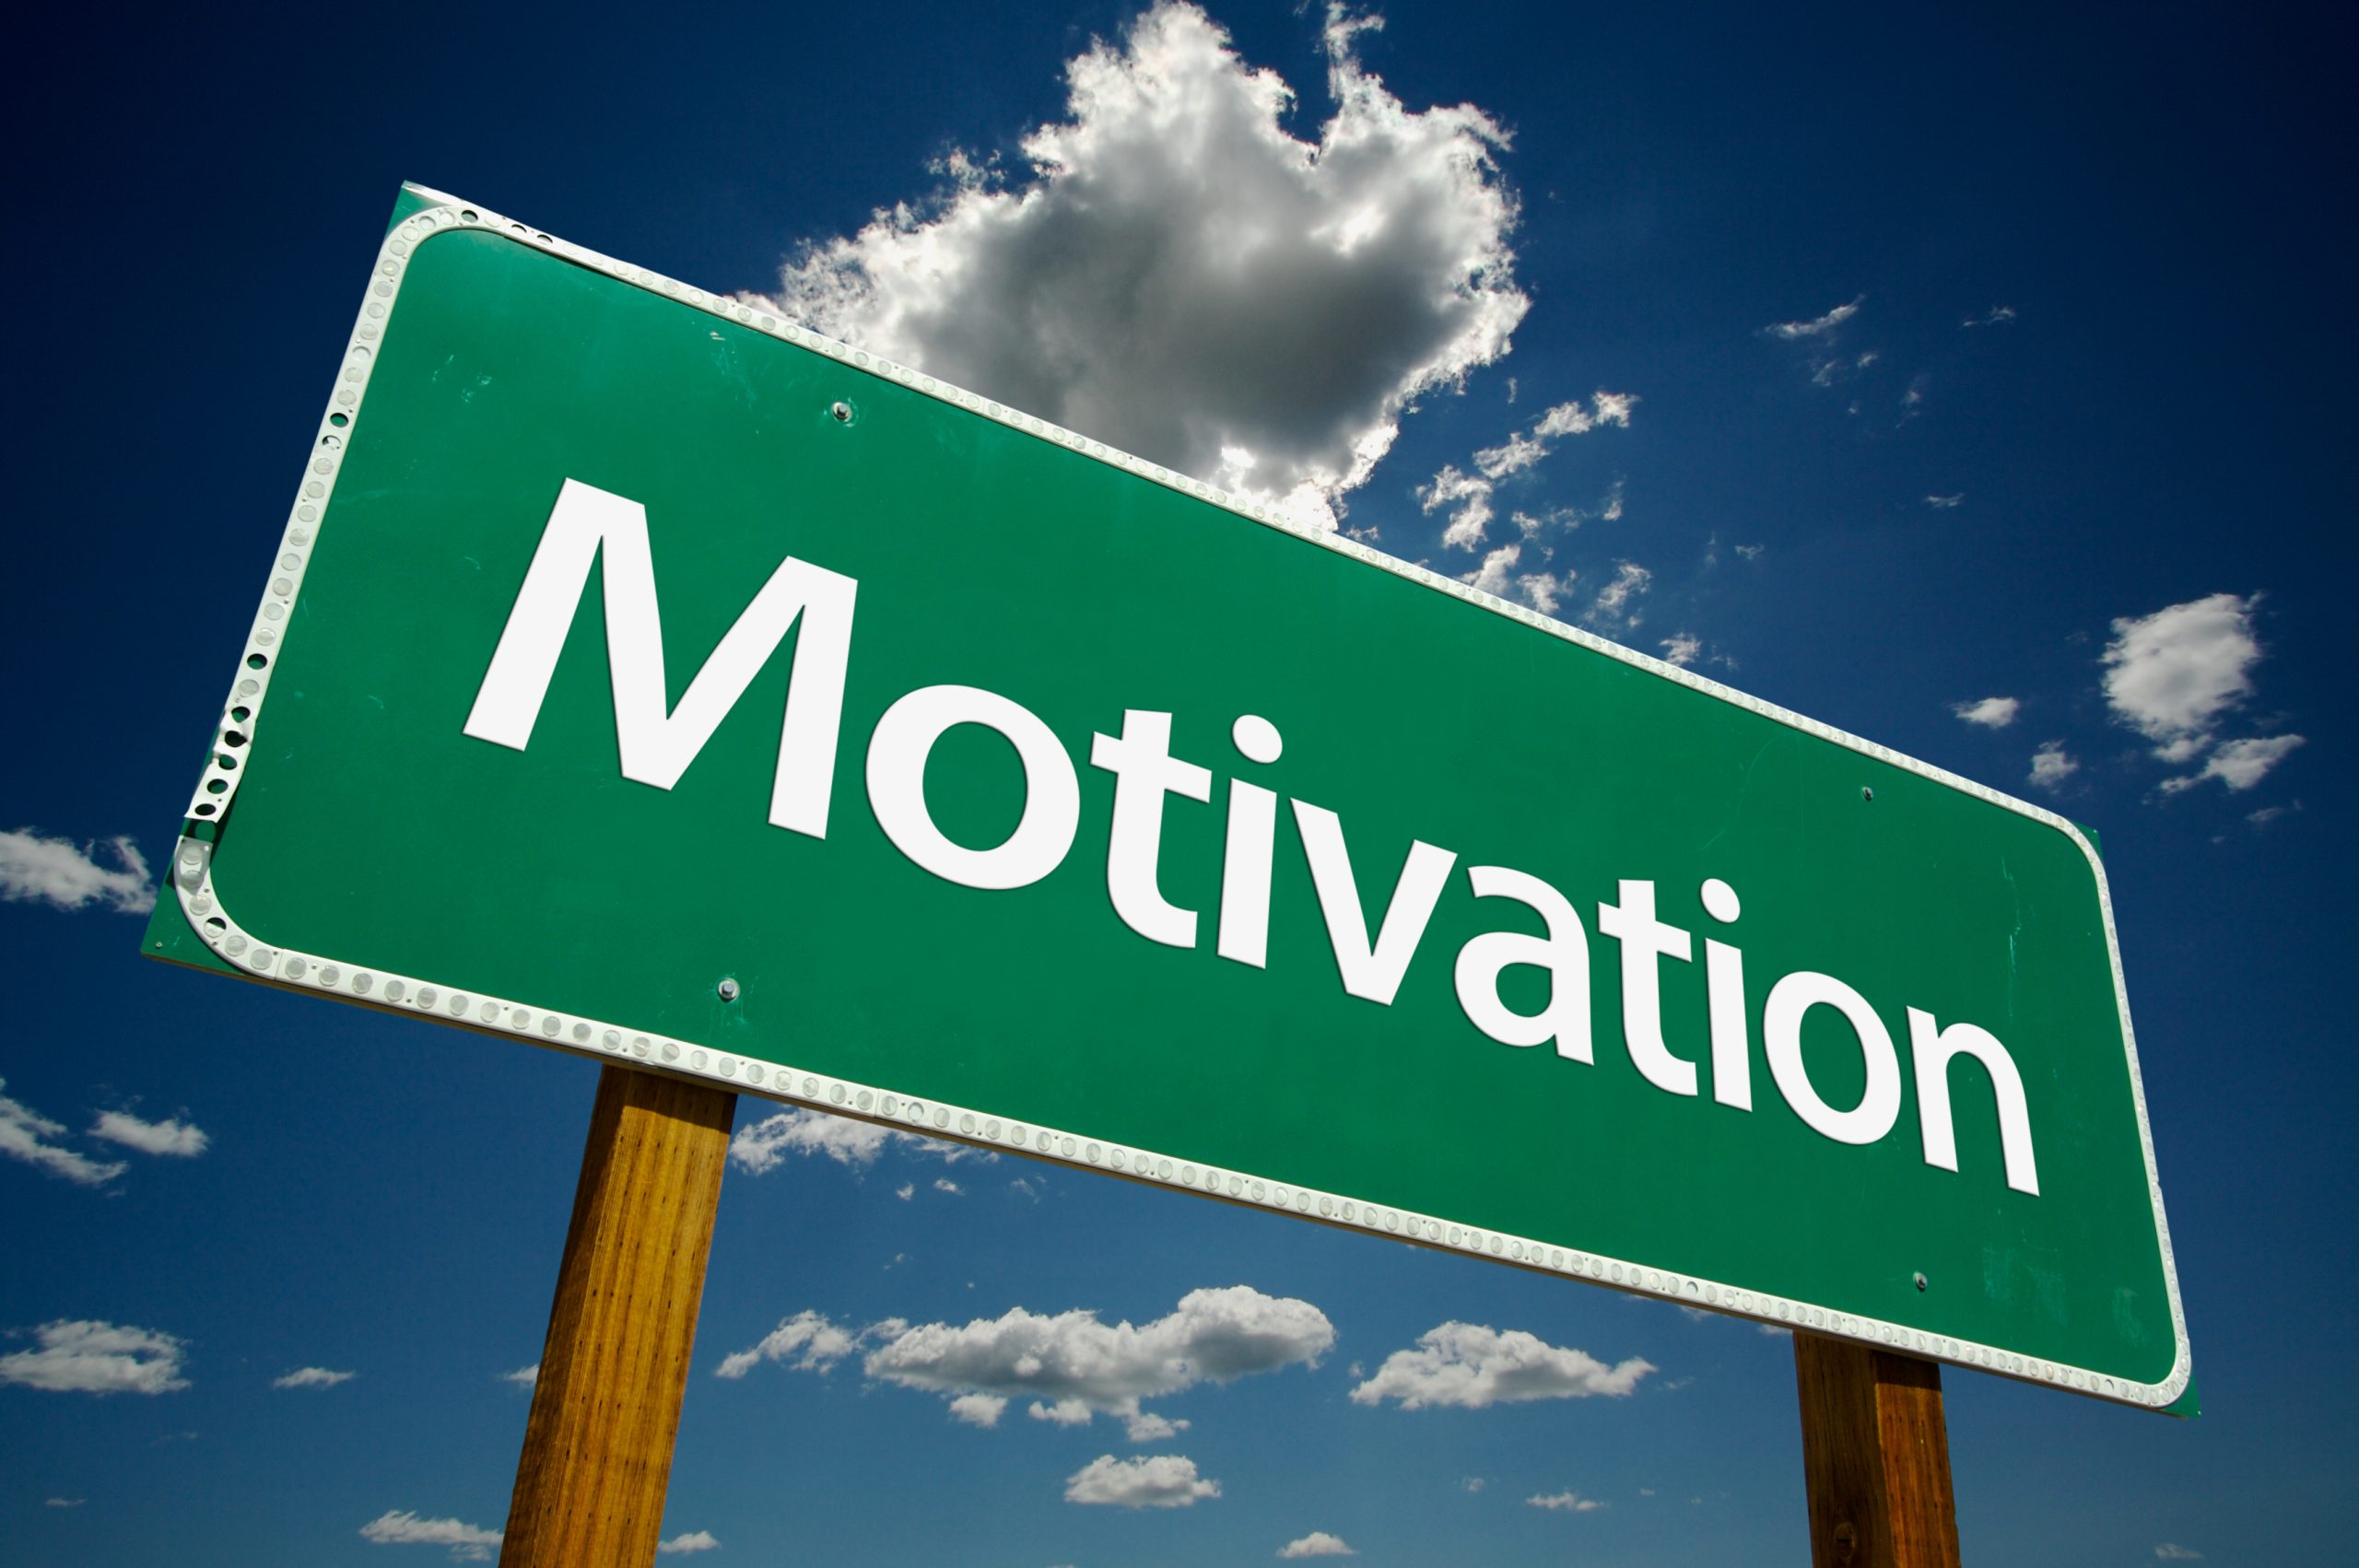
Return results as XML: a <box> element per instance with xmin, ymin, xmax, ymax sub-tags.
<box><xmin>166</xmin><ymin>184</ymin><xmax>2190</xmax><ymax>1411</ymax></box>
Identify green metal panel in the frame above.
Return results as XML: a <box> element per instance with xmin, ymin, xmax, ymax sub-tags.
<box><xmin>153</xmin><ymin>186</ymin><xmax>2186</xmax><ymax>1409</ymax></box>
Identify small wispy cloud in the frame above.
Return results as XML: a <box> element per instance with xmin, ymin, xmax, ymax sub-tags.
<box><xmin>728</xmin><ymin>1108</ymin><xmax>991</xmax><ymax>1175</ymax></box>
<box><xmin>88</xmin><ymin>1110</ymin><xmax>209</xmax><ymax>1158</ymax></box>
<box><xmin>2154</xmin><ymin>1547</ymin><xmax>2203</xmax><ymax>1562</ymax></box>
<box><xmin>1421</xmin><ymin>463</ymin><xmax>1496</xmax><ymax>551</ymax></box>
<box><xmin>657</xmin><ymin>1530</ymin><xmax>722</xmax><ymax>1554</ymax></box>
<box><xmin>1766</xmin><ymin>295</ymin><xmax>1864</xmax><ymax>339</ymax></box>
<box><xmin>499</xmin><ymin>1363</ymin><xmax>538</xmax><ymax>1389</ymax></box>
<box><xmin>1526</xmin><ymin>1491</ymin><xmax>1607</xmax><ymax>1512</ymax></box>
<box><xmin>2029</xmin><ymin>741</ymin><xmax>2080</xmax><ymax>792</ymax></box>
<box><xmin>1950</xmin><ymin>696</ymin><xmax>2020</xmax><ymax>729</ymax></box>
<box><xmin>1584</xmin><ymin>562</ymin><xmax>1653</xmax><ymax>634</ymax></box>
<box><xmin>273</xmin><ymin>1366</ymin><xmax>355</xmax><ymax>1389</ymax></box>
<box><xmin>359</xmin><ymin>1510</ymin><xmax>503</xmax><ymax>1562</ymax></box>
<box><xmin>1962</xmin><ymin>305</ymin><xmax>2017</xmax><ymax>328</ymax></box>
<box><xmin>0</xmin><ymin>829</ymin><xmax>156</xmax><ymax>914</ymax></box>
<box><xmin>1924</xmin><ymin>493</ymin><xmax>1964</xmax><ymax>509</ymax></box>
<box><xmin>2156</xmin><ymin>734</ymin><xmax>2306</xmax><ymax>796</ymax></box>
<box><xmin>1472</xmin><ymin>391</ymin><xmax>1636</xmax><ymax>478</ymax></box>
<box><xmin>712</xmin><ymin>1310</ymin><xmax>865</xmax><ymax>1381</ymax></box>
<box><xmin>0</xmin><ymin>1080</ymin><xmax>127</xmax><ymax>1188</ymax></box>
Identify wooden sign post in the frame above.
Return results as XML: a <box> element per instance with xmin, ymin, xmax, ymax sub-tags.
<box><xmin>1794</xmin><ymin>1333</ymin><xmax>1962</xmax><ymax>1567</ymax></box>
<box><xmin>499</xmin><ymin>1066</ymin><xmax>736</xmax><ymax>1567</ymax></box>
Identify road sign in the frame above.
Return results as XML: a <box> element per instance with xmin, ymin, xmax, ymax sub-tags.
<box><xmin>147</xmin><ymin>183</ymin><xmax>2188</xmax><ymax>1410</ymax></box>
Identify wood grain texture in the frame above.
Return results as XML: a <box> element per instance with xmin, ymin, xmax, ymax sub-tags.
<box><xmin>500</xmin><ymin>1065</ymin><xmax>736</xmax><ymax>1567</ymax></box>
<box><xmin>1793</xmin><ymin>1332</ymin><xmax>1962</xmax><ymax>1568</ymax></box>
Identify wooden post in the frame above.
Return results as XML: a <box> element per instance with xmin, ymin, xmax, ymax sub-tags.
<box><xmin>1792</xmin><ymin>1331</ymin><xmax>1962</xmax><ymax>1568</ymax></box>
<box><xmin>500</xmin><ymin>1064</ymin><xmax>736</xmax><ymax>1567</ymax></box>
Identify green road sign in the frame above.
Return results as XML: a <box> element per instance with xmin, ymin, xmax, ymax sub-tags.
<box><xmin>148</xmin><ymin>184</ymin><xmax>2188</xmax><ymax>1410</ymax></box>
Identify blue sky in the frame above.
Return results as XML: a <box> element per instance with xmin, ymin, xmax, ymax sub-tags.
<box><xmin>6</xmin><ymin>1</ymin><xmax>2353</xmax><ymax>1562</ymax></box>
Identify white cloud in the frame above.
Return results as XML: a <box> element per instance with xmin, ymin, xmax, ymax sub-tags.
<box><xmin>757</xmin><ymin>1</ymin><xmax>1526</xmax><ymax>531</ymax></box>
<box><xmin>0</xmin><ymin>1320</ymin><xmax>189</xmax><ymax>1396</ymax></box>
<box><xmin>500</xmin><ymin>1363</ymin><xmax>538</xmax><ymax>1388</ymax></box>
<box><xmin>1064</xmin><ymin>1452</ymin><xmax>1220</xmax><ymax>1508</ymax></box>
<box><xmin>1950</xmin><ymin>696</ymin><xmax>2020</xmax><ymax>729</ymax></box>
<box><xmin>1518</xmin><ymin>571</ymin><xmax>1566</xmax><ymax>615</ymax></box>
<box><xmin>713</xmin><ymin>1309</ymin><xmax>867</xmax><ymax>1380</ymax></box>
<box><xmin>46</xmin><ymin>1496</ymin><xmax>85</xmax><ymax>1507</ymax></box>
<box><xmin>728</xmin><ymin>1108</ymin><xmax>985</xmax><ymax>1175</ymax></box>
<box><xmin>1422</xmin><ymin>464</ymin><xmax>1496</xmax><ymax>551</ymax></box>
<box><xmin>2248</xmin><ymin>802</ymin><xmax>2297</xmax><ymax>828</ymax></box>
<box><xmin>0</xmin><ymin>1080</ymin><xmax>127</xmax><ymax>1188</ymax></box>
<box><xmin>657</xmin><ymin>1530</ymin><xmax>722</xmax><ymax>1554</ymax></box>
<box><xmin>274</xmin><ymin>1366</ymin><xmax>355</xmax><ymax>1389</ymax></box>
<box><xmin>0</xmin><ymin>830</ymin><xmax>155</xmax><ymax>914</ymax></box>
<box><xmin>1459</xmin><ymin>541</ymin><xmax>1522</xmax><ymax>598</ymax></box>
<box><xmin>894</xmin><ymin>1182</ymin><xmax>915</xmax><ymax>1200</ymax></box>
<box><xmin>359</xmin><ymin>1510</ymin><xmax>503</xmax><ymax>1561</ymax></box>
<box><xmin>1348</xmin><ymin>1322</ymin><xmax>1654</xmax><ymax>1409</ymax></box>
<box><xmin>1925</xmin><ymin>493</ymin><xmax>1964</xmax><ymax>509</ymax></box>
<box><xmin>948</xmin><ymin>1392</ymin><xmax>1007</xmax><ymax>1427</ymax></box>
<box><xmin>1473</xmin><ymin>391</ymin><xmax>1636</xmax><ymax>479</ymax></box>
<box><xmin>933</xmin><ymin>1178</ymin><xmax>964</xmax><ymax>1196</ymax></box>
<box><xmin>1734</xmin><ymin>543</ymin><xmax>1765</xmax><ymax>561</ymax></box>
<box><xmin>1962</xmin><ymin>305</ymin><xmax>2017</xmax><ymax>328</ymax></box>
<box><xmin>1766</xmin><ymin>295</ymin><xmax>1864</xmax><ymax>339</ymax></box>
<box><xmin>2154</xmin><ymin>1547</ymin><xmax>2202</xmax><ymax>1562</ymax></box>
<box><xmin>1584</xmin><ymin>561</ymin><xmax>1652</xmax><ymax>633</ymax></box>
<box><xmin>861</xmin><ymin>1284</ymin><xmax>1331</xmax><ymax>1431</ymax></box>
<box><xmin>89</xmin><ymin>1109</ymin><xmax>209</xmax><ymax>1158</ymax></box>
<box><xmin>2028</xmin><ymin>741</ymin><xmax>2080</xmax><ymax>792</ymax></box>
<box><xmin>2159</xmin><ymin>733</ymin><xmax>2305</xmax><ymax>795</ymax></box>
<box><xmin>1278</xmin><ymin>1530</ymin><xmax>1357</xmax><ymax>1557</ymax></box>
<box><xmin>1526</xmin><ymin>1491</ymin><xmax>1607</xmax><ymax>1512</ymax></box>
<box><xmin>1461</xmin><ymin>1476</ymin><xmax>1485</xmax><ymax>1493</ymax></box>
<box><xmin>1660</xmin><ymin>633</ymin><xmax>1701</xmax><ymax>669</ymax></box>
<box><xmin>1123</xmin><ymin>1409</ymin><xmax>1191</xmax><ymax>1443</ymax></box>
<box><xmin>2102</xmin><ymin>592</ymin><xmax>2264</xmax><ymax>762</ymax></box>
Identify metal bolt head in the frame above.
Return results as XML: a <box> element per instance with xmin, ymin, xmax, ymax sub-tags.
<box><xmin>716</xmin><ymin>977</ymin><xmax>741</xmax><ymax>1002</ymax></box>
<box><xmin>1913</xmin><ymin>1270</ymin><xmax>1929</xmax><ymax>1292</ymax></box>
<box><xmin>829</xmin><ymin>401</ymin><xmax>852</xmax><ymax>424</ymax></box>
<box><xmin>1861</xmin><ymin>786</ymin><xmax>1875</xmax><ymax>802</ymax></box>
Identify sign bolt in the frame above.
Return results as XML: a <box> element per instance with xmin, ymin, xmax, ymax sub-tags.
<box><xmin>1861</xmin><ymin>786</ymin><xmax>1875</xmax><ymax>802</ymax></box>
<box><xmin>1913</xmin><ymin>1270</ymin><xmax>1929</xmax><ymax>1292</ymax></box>
<box><xmin>716</xmin><ymin>977</ymin><xmax>741</xmax><ymax>1002</ymax></box>
<box><xmin>829</xmin><ymin>401</ymin><xmax>853</xmax><ymax>424</ymax></box>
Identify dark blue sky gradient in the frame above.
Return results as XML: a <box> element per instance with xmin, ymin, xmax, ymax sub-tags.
<box><xmin>7</xmin><ymin>3</ymin><xmax>2353</xmax><ymax>1563</ymax></box>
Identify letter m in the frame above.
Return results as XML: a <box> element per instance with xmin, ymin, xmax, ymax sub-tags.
<box><xmin>463</xmin><ymin>478</ymin><xmax>858</xmax><ymax>837</ymax></box>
